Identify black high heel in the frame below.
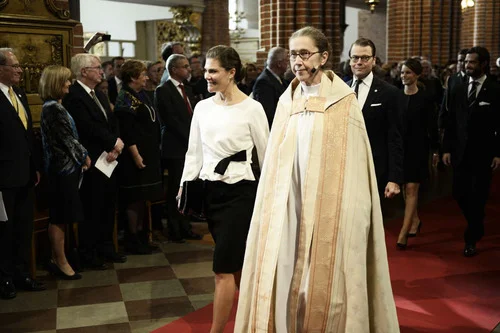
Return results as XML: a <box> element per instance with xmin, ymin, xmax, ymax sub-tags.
<box><xmin>48</xmin><ymin>262</ymin><xmax>82</xmax><ymax>280</ymax></box>
<box><xmin>396</xmin><ymin>234</ymin><xmax>408</xmax><ymax>250</ymax></box>
<box><xmin>407</xmin><ymin>220</ymin><xmax>422</xmax><ymax>238</ymax></box>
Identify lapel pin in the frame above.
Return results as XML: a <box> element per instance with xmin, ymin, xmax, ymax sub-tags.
<box><xmin>374</xmin><ymin>89</ymin><xmax>378</xmax><ymax>92</ymax></box>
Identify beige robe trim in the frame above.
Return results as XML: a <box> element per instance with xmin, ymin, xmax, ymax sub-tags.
<box><xmin>235</xmin><ymin>71</ymin><xmax>399</xmax><ymax>333</ymax></box>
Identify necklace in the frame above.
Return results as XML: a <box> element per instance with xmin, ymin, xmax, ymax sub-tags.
<box><xmin>145</xmin><ymin>104</ymin><xmax>156</xmax><ymax>122</ymax></box>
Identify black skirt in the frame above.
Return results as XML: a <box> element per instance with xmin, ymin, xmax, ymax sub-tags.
<box><xmin>48</xmin><ymin>169</ymin><xmax>84</xmax><ymax>225</ymax></box>
<box><xmin>205</xmin><ymin>180</ymin><xmax>257</xmax><ymax>274</ymax></box>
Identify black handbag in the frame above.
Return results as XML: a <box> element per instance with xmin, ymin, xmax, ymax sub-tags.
<box><xmin>178</xmin><ymin>150</ymin><xmax>247</xmax><ymax>218</ymax></box>
<box><xmin>179</xmin><ymin>179</ymin><xmax>206</xmax><ymax>218</ymax></box>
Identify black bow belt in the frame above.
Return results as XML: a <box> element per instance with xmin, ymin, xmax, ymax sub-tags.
<box><xmin>214</xmin><ymin>150</ymin><xmax>247</xmax><ymax>175</ymax></box>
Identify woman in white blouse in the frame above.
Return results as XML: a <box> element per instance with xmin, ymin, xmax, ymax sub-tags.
<box><xmin>179</xmin><ymin>45</ymin><xmax>269</xmax><ymax>333</ymax></box>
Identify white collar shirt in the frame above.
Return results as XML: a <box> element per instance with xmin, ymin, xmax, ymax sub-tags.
<box><xmin>352</xmin><ymin>71</ymin><xmax>374</xmax><ymax>110</ymax></box>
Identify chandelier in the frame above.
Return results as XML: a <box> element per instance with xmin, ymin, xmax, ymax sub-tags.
<box><xmin>229</xmin><ymin>0</ymin><xmax>247</xmax><ymax>43</ymax></box>
<box><xmin>365</xmin><ymin>0</ymin><xmax>380</xmax><ymax>13</ymax></box>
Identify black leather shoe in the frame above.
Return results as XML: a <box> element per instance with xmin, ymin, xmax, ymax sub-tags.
<box><xmin>169</xmin><ymin>237</ymin><xmax>186</xmax><ymax>244</ymax></box>
<box><xmin>14</xmin><ymin>277</ymin><xmax>46</xmax><ymax>292</ymax></box>
<box><xmin>101</xmin><ymin>251</ymin><xmax>127</xmax><ymax>263</ymax></box>
<box><xmin>0</xmin><ymin>280</ymin><xmax>16</xmax><ymax>299</ymax></box>
<box><xmin>464</xmin><ymin>244</ymin><xmax>477</xmax><ymax>257</ymax></box>
<box><xmin>183</xmin><ymin>231</ymin><xmax>203</xmax><ymax>240</ymax></box>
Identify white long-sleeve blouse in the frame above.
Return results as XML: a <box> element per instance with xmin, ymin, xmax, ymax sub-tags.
<box><xmin>180</xmin><ymin>96</ymin><xmax>269</xmax><ymax>185</ymax></box>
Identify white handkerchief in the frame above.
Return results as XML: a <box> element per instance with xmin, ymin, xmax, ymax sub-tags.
<box><xmin>95</xmin><ymin>151</ymin><xmax>118</xmax><ymax>178</ymax></box>
<box><xmin>0</xmin><ymin>192</ymin><xmax>7</xmax><ymax>222</ymax></box>
<box><xmin>479</xmin><ymin>101</ymin><xmax>490</xmax><ymax>106</ymax></box>
<box><xmin>371</xmin><ymin>103</ymin><xmax>382</xmax><ymax>107</ymax></box>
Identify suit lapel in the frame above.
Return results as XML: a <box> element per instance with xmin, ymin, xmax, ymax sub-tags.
<box><xmin>1</xmin><ymin>87</ymin><xmax>29</xmax><ymax>130</ymax></box>
<box><xmin>166</xmin><ymin>80</ymin><xmax>192</xmax><ymax>118</ymax></box>
<box><xmin>363</xmin><ymin>77</ymin><xmax>379</xmax><ymax>114</ymax></box>
<box><xmin>73</xmin><ymin>82</ymin><xmax>108</xmax><ymax>123</ymax></box>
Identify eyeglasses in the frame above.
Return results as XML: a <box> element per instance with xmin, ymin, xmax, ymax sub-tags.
<box><xmin>0</xmin><ymin>64</ymin><xmax>22</xmax><ymax>69</ymax></box>
<box><xmin>84</xmin><ymin>66</ymin><xmax>102</xmax><ymax>71</ymax></box>
<box><xmin>350</xmin><ymin>55</ymin><xmax>373</xmax><ymax>63</ymax></box>
<box><xmin>289</xmin><ymin>50</ymin><xmax>321</xmax><ymax>61</ymax></box>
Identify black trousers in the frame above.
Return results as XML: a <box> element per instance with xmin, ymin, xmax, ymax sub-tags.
<box><xmin>452</xmin><ymin>158</ymin><xmax>493</xmax><ymax>245</ymax></box>
<box><xmin>164</xmin><ymin>158</ymin><xmax>192</xmax><ymax>238</ymax></box>
<box><xmin>0</xmin><ymin>185</ymin><xmax>34</xmax><ymax>281</ymax></box>
<box><xmin>79</xmin><ymin>167</ymin><xmax>117</xmax><ymax>255</ymax></box>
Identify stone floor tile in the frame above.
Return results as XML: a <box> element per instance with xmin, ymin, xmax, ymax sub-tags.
<box><xmin>120</xmin><ymin>279</ymin><xmax>186</xmax><ymax>302</ymax></box>
<box><xmin>56</xmin><ymin>302</ymin><xmax>128</xmax><ymax>330</ymax></box>
<box><xmin>116</xmin><ymin>266</ymin><xmax>175</xmax><ymax>284</ymax></box>
<box><xmin>58</xmin><ymin>285</ymin><xmax>123</xmax><ymax>307</ymax></box>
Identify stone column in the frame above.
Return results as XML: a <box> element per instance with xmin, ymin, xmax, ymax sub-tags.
<box><xmin>201</xmin><ymin>0</ymin><xmax>230</xmax><ymax>53</ymax></box>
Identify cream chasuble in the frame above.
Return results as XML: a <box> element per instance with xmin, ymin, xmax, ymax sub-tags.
<box><xmin>235</xmin><ymin>71</ymin><xmax>399</xmax><ymax>333</ymax></box>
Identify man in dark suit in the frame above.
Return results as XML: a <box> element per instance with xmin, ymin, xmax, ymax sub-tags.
<box><xmin>63</xmin><ymin>53</ymin><xmax>126</xmax><ymax>269</ymax></box>
<box><xmin>253</xmin><ymin>46</ymin><xmax>288</xmax><ymax>128</ymax></box>
<box><xmin>155</xmin><ymin>54</ymin><xmax>202</xmax><ymax>243</ymax></box>
<box><xmin>442</xmin><ymin>46</ymin><xmax>500</xmax><ymax>257</ymax></box>
<box><xmin>0</xmin><ymin>48</ymin><xmax>45</xmax><ymax>299</ymax></box>
<box><xmin>107</xmin><ymin>56</ymin><xmax>125</xmax><ymax>105</ymax></box>
<box><xmin>439</xmin><ymin>48</ymin><xmax>469</xmax><ymax>131</ymax></box>
<box><xmin>348</xmin><ymin>38</ymin><xmax>404</xmax><ymax>199</ymax></box>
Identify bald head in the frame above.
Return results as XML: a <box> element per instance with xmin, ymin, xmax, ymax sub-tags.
<box><xmin>267</xmin><ymin>47</ymin><xmax>288</xmax><ymax>76</ymax></box>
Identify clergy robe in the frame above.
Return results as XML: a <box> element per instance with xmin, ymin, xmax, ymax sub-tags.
<box><xmin>235</xmin><ymin>71</ymin><xmax>399</xmax><ymax>333</ymax></box>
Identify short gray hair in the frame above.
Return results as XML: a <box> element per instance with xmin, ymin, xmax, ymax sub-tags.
<box><xmin>167</xmin><ymin>54</ymin><xmax>187</xmax><ymax>75</ymax></box>
<box><xmin>0</xmin><ymin>48</ymin><xmax>14</xmax><ymax>66</ymax></box>
<box><xmin>267</xmin><ymin>47</ymin><xmax>287</xmax><ymax>67</ymax></box>
<box><xmin>71</xmin><ymin>53</ymin><xmax>101</xmax><ymax>79</ymax></box>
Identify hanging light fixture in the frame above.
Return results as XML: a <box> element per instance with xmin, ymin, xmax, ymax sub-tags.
<box><xmin>365</xmin><ymin>0</ymin><xmax>380</xmax><ymax>13</ymax></box>
<box><xmin>461</xmin><ymin>0</ymin><xmax>475</xmax><ymax>10</ymax></box>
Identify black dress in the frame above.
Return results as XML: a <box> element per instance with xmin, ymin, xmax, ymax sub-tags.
<box><xmin>402</xmin><ymin>88</ymin><xmax>439</xmax><ymax>183</ymax></box>
<box><xmin>114</xmin><ymin>86</ymin><xmax>163</xmax><ymax>203</ymax></box>
<box><xmin>40</xmin><ymin>101</ymin><xmax>88</xmax><ymax>224</ymax></box>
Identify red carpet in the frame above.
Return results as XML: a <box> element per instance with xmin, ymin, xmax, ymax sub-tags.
<box><xmin>154</xmin><ymin>194</ymin><xmax>500</xmax><ymax>332</ymax></box>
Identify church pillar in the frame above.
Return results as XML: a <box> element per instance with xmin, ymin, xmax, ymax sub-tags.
<box><xmin>258</xmin><ymin>0</ymin><xmax>342</xmax><ymax>67</ymax></box>
<box><xmin>387</xmin><ymin>0</ymin><xmax>461</xmax><ymax>66</ymax></box>
<box><xmin>461</xmin><ymin>0</ymin><xmax>500</xmax><ymax>63</ymax></box>
<box><xmin>201</xmin><ymin>0</ymin><xmax>230</xmax><ymax>53</ymax></box>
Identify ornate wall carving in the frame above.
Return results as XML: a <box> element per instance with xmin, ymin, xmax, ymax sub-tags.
<box><xmin>0</xmin><ymin>0</ymin><xmax>77</xmax><ymax>124</ymax></box>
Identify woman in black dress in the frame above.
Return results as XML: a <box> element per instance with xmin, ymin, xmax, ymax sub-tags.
<box><xmin>39</xmin><ymin>65</ymin><xmax>90</xmax><ymax>279</ymax></box>
<box><xmin>114</xmin><ymin>60</ymin><xmax>163</xmax><ymax>254</ymax></box>
<box><xmin>397</xmin><ymin>58</ymin><xmax>439</xmax><ymax>249</ymax></box>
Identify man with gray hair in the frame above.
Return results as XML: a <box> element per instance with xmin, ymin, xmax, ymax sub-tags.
<box><xmin>252</xmin><ymin>46</ymin><xmax>288</xmax><ymax>128</ymax></box>
<box><xmin>63</xmin><ymin>53</ymin><xmax>126</xmax><ymax>269</ymax></box>
<box><xmin>0</xmin><ymin>48</ymin><xmax>45</xmax><ymax>299</ymax></box>
<box><xmin>154</xmin><ymin>54</ymin><xmax>201</xmax><ymax>242</ymax></box>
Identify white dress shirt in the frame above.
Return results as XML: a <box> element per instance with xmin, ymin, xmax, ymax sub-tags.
<box><xmin>181</xmin><ymin>97</ymin><xmax>269</xmax><ymax>185</ymax></box>
<box><xmin>114</xmin><ymin>76</ymin><xmax>122</xmax><ymax>92</ymax></box>
<box><xmin>351</xmin><ymin>71</ymin><xmax>374</xmax><ymax>110</ymax></box>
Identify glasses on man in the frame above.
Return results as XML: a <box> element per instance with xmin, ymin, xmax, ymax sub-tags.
<box><xmin>0</xmin><ymin>64</ymin><xmax>22</xmax><ymax>69</ymax></box>
<box><xmin>350</xmin><ymin>55</ymin><xmax>373</xmax><ymax>63</ymax></box>
<box><xmin>289</xmin><ymin>50</ymin><xmax>322</xmax><ymax>61</ymax></box>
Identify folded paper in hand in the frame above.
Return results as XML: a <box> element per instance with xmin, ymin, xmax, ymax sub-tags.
<box><xmin>95</xmin><ymin>151</ymin><xmax>118</xmax><ymax>178</ymax></box>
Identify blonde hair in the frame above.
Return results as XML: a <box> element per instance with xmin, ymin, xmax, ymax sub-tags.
<box><xmin>39</xmin><ymin>65</ymin><xmax>72</xmax><ymax>101</ymax></box>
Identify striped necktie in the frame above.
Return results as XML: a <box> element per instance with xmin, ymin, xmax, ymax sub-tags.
<box><xmin>468</xmin><ymin>81</ymin><xmax>478</xmax><ymax>107</ymax></box>
<box><xmin>90</xmin><ymin>90</ymin><xmax>108</xmax><ymax>120</ymax></box>
<box><xmin>8</xmin><ymin>87</ymin><xmax>27</xmax><ymax>129</ymax></box>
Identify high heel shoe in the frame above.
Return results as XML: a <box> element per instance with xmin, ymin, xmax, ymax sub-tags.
<box><xmin>48</xmin><ymin>262</ymin><xmax>82</xmax><ymax>280</ymax></box>
<box><xmin>407</xmin><ymin>220</ymin><xmax>422</xmax><ymax>238</ymax></box>
<box><xmin>396</xmin><ymin>234</ymin><xmax>408</xmax><ymax>250</ymax></box>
